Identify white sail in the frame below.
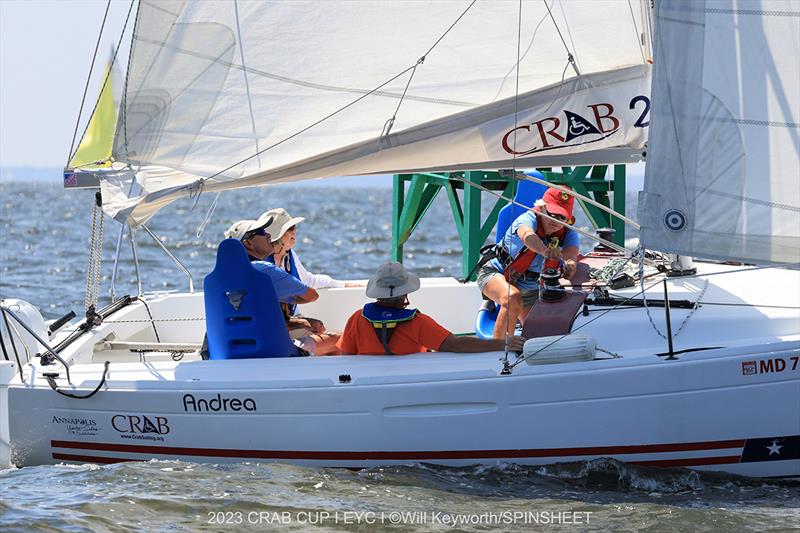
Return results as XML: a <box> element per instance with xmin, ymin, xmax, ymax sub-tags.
<box><xmin>103</xmin><ymin>0</ymin><xmax>651</xmax><ymax>225</ymax></box>
<box><xmin>639</xmin><ymin>0</ymin><xmax>800</xmax><ymax>264</ymax></box>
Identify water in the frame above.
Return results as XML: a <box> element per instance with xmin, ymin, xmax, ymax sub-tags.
<box><xmin>1</xmin><ymin>181</ymin><xmax>798</xmax><ymax>531</ymax></box>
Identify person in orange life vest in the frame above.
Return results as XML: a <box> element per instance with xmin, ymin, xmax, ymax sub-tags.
<box><xmin>336</xmin><ymin>261</ymin><xmax>525</xmax><ymax>355</ymax></box>
<box><xmin>476</xmin><ymin>186</ymin><xmax>580</xmax><ymax>339</ymax></box>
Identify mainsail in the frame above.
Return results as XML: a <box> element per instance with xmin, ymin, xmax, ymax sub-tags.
<box><xmin>99</xmin><ymin>0</ymin><xmax>653</xmax><ymax>226</ymax></box>
<box><xmin>639</xmin><ymin>0</ymin><xmax>800</xmax><ymax>264</ymax></box>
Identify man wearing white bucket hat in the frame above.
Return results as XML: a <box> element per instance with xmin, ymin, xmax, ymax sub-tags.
<box><xmin>336</xmin><ymin>262</ymin><xmax>525</xmax><ymax>355</ymax></box>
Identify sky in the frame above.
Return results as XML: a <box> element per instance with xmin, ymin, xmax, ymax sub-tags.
<box><xmin>0</xmin><ymin>0</ymin><xmax>133</xmax><ymax>174</ymax></box>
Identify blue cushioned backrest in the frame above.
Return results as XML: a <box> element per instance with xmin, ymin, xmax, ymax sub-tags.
<box><xmin>495</xmin><ymin>170</ymin><xmax>548</xmax><ymax>243</ymax></box>
<box><xmin>204</xmin><ymin>239</ymin><xmax>296</xmax><ymax>359</ymax></box>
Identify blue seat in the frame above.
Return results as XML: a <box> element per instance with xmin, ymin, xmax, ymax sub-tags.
<box><xmin>474</xmin><ymin>171</ymin><xmax>547</xmax><ymax>339</ymax></box>
<box><xmin>204</xmin><ymin>239</ymin><xmax>297</xmax><ymax>359</ymax></box>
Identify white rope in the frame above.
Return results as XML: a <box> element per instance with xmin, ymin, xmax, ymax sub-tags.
<box><xmin>195</xmin><ymin>192</ymin><xmax>220</xmax><ymax>238</ymax></box>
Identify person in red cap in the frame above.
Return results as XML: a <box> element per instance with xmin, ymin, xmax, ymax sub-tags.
<box><xmin>476</xmin><ymin>186</ymin><xmax>580</xmax><ymax>339</ymax></box>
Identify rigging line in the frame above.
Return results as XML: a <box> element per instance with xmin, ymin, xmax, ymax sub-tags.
<box><xmin>696</xmin><ymin>302</ymin><xmax>800</xmax><ymax>310</ymax></box>
<box><xmin>540</xmin><ymin>58</ymin><xmax>571</xmax><ymax>115</ymax></box>
<box><xmin>557</xmin><ymin>0</ymin><xmax>581</xmax><ymax>72</ymax></box>
<box><xmin>518</xmin><ymin>173</ymin><xmax>642</xmax><ymax>230</ymax></box>
<box><xmin>543</xmin><ymin>0</ymin><xmax>580</xmax><ymax>76</ymax></box>
<box><xmin>233</xmin><ymin>0</ymin><xmax>261</xmax><ymax>168</ymax></box>
<box><xmin>503</xmin><ymin>0</ymin><xmax>525</xmax><ymax>368</ymax></box>
<box><xmin>422</xmin><ymin>0</ymin><xmax>478</xmax><ymax>59</ymax></box>
<box><xmin>450</xmin><ymin>173</ymin><xmax>631</xmax><ymax>256</ymax></box>
<box><xmin>70</xmin><ymin>0</ymin><xmax>138</xmax><ymax>167</ymax></box>
<box><xmin>382</xmin><ymin>59</ymin><xmax>422</xmax><ymax>138</ymax></box>
<box><xmin>510</xmin><ymin>274</ymin><xmax>671</xmax><ymax>369</ymax></box>
<box><xmin>67</xmin><ymin>0</ymin><xmax>112</xmax><ymax>166</ymax></box>
<box><xmin>627</xmin><ymin>0</ymin><xmax>647</xmax><ymax>63</ymax></box>
<box><xmin>672</xmin><ymin>262</ymin><xmax>800</xmax><ymax>280</ymax></box>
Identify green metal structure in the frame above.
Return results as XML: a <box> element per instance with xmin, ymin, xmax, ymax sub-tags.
<box><xmin>391</xmin><ymin>165</ymin><xmax>627</xmax><ymax>281</ymax></box>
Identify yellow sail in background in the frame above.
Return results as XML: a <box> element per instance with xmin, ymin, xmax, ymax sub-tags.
<box><xmin>69</xmin><ymin>60</ymin><xmax>116</xmax><ymax>168</ymax></box>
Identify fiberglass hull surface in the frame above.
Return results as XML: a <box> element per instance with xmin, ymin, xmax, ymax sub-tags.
<box><xmin>8</xmin><ymin>344</ymin><xmax>800</xmax><ymax>477</ymax></box>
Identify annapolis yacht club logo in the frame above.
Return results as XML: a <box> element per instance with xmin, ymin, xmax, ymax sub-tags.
<box><xmin>51</xmin><ymin>415</ymin><xmax>99</xmax><ymax>436</ymax></box>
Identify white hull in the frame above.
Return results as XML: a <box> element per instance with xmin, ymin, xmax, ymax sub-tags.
<box><xmin>4</xmin><ymin>266</ymin><xmax>800</xmax><ymax>476</ymax></box>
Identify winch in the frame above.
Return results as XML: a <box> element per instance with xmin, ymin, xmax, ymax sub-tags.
<box><xmin>539</xmin><ymin>266</ymin><xmax>567</xmax><ymax>301</ymax></box>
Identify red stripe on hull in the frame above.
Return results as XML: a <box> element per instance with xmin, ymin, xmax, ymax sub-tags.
<box><xmin>631</xmin><ymin>455</ymin><xmax>742</xmax><ymax>468</ymax></box>
<box><xmin>49</xmin><ymin>451</ymin><xmax>744</xmax><ymax>470</ymax></box>
<box><xmin>51</xmin><ymin>438</ymin><xmax>745</xmax><ymax>461</ymax></box>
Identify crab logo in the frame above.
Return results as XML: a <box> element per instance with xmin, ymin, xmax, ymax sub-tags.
<box><xmin>664</xmin><ymin>210</ymin><xmax>687</xmax><ymax>231</ymax></box>
<box><xmin>501</xmin><ymin>103</ymin><xmax>620</xmax><ymax>156</ymax></box>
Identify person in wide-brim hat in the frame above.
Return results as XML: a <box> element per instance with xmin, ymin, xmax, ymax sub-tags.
<box><xmin>261</xmin><ymin>207</ymin><xmax>363</xmax><ymax>295</ymax></box>
<box><xmin>365</xmin><ymin>261</ymin><xmax>420</xmax><ymax>299</ymax></box>
<box><xmin>335</xmin><ymin>261</ymin><xmax>524</xmax><ymax>356</ymax></box>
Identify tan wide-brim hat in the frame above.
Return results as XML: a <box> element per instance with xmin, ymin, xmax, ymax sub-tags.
<box><xmin>260</xmin><ymin>208</ymin><xmax>305</xmax><ymax>241</ymax></box>
<box><xmin>366</xmin><ymin>261</ymin><xmax>421</xmax><ymax>299</ymax></box>
<box><xmin>223</xmin><ymin>213</ymin><xmax>275</xmax><ymax>240</ymax></box>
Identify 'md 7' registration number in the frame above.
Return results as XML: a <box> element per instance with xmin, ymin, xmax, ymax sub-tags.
<box><xmin>742</xmin><ymin>357</ymin><xmax>799</xmax><ymax>376</ymax></box>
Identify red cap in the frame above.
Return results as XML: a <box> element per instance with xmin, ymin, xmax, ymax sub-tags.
<box><xmin>542</xmin><ymin>187</ymin><xmax>574</xmax><ymax>220</ymax></box>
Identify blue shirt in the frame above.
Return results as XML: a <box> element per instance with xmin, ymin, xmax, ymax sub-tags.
<box><xmin>489</xmin><ymin>211</ymin><xmax>579</xmax><ymax>290</ymax></box>
<box><xmin>250</xmin><ymin>260</ymin><xmax>309</xmax><ymax>303</ymax></box>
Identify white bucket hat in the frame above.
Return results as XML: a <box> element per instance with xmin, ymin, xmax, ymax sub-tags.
<box><xmin>366</xmin><ymin>261</ymin><xmax>420</xmax><ymax>299</ymax></box>
<box><xmin>260</xmin><ymin>208</ymin><xmax>305</xmax><ymax>241</ymax></box>
<box><xmin>223</xmin><ymin>213</ymin><xmax>275</xmax><ymax>240</ymax></box>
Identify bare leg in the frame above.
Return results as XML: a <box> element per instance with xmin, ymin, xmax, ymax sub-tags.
<box><xmin>311</xmin><ymin>332</ymin><xmax>341</xmax><ymax>355</ymax></box>
<box><xmin>482</xmin><ymin>275</ymin><xmax>523</xmax><ymax>339</ymax></box>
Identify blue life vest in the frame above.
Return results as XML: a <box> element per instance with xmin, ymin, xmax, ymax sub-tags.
<box><xmin>267</xmin><ymin>251</ymin><xmax>300</xmax><ymax>315</ymax></box>
<box><xmin>361</xmin><ymin>303</ymin><xmax>418</xmax><ymax>355</ymax></box>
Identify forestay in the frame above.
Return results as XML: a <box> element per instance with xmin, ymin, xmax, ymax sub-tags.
<box><xmin>639</xmin><ymin>0</ymin><xmax>800</xmax><ymax>264</ymax></box>
<box><xmin>99</xmin><ymin>0</ymin><xmax>652</xmax><ymax>226</ymax></box>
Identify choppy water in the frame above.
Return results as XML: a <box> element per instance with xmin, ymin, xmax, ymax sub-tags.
<box><xmin>1</xmin><ymin>181</ymin><xmax>798</xmax><ymax>532</ymax></box>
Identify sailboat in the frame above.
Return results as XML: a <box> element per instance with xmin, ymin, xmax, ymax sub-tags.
<box><xmin>1</xmin><ymin>0</ymin><xmax>798</xmax><ymax>477</ymax></box>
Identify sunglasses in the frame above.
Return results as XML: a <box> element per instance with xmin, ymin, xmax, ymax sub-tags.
<box><xmin>243</xmin><ymin>227</ymin><xmax>270</xmax><ymax>240</ymax></box>
<box><xmin>286</xmin><ymin>226</ymin><xmax>297</xmax><ymax>232</ymax></box>
<box><xmin>545</xmin><ymin>209</ymin><xmax>568</xmax><ymax>222</ymax></box>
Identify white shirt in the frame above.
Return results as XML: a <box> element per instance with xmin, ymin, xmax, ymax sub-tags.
<box><xmin>281</xmin><ymin>250</ymin><xmax>346</xmax><ymax>289</ymax></box>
